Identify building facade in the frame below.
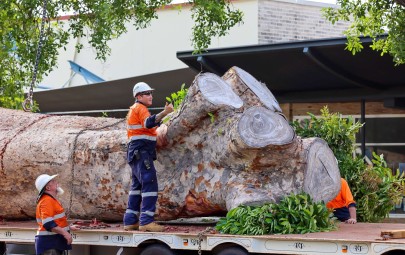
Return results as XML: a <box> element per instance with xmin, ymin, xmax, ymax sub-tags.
<box><xmin>40</xmin><ymin>1</ymin><xmax>405</xmax><ymax>176</ymax></box>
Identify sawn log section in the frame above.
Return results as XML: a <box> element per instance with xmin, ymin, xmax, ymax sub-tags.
<box><xmin>0</xmin><ymin>66</ymin><xmax>340</xmax><ymax>221</ymax></box>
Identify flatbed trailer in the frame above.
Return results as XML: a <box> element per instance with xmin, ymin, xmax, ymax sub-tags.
<box><xmin>1</xmin><ymin>221</ymin><xmax>405</xmax><ymax>255</ymax></box>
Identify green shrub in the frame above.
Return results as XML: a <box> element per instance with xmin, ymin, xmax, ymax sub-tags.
<box><xmin>292</xmin><ymin>106</ymin><xmax>404</xmax><ymax>222</ymax></box>
<box><xmin>291</xmin><ymin>106</ymin><xmax>362</xmax><ymax>158</ymax></box>
<box><xmin>353</xmin><ymin>153</ymin><xmax>404</xmax><ymax>222</ymax></box>
<box><xmin>216</xmin><ymin>193</ymin><xmax>337</xmax><ymax>235</ymax></box>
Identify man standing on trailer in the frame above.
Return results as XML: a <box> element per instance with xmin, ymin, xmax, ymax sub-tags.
<box><xmin>35</xmin><ymin>174</ymin><xmax>79</xmax><ymax>255</ymax></box>
<box><xmin>123</xmin><ymin>82</ymin><xmax>173</xmax><ymax>232</ymax></box>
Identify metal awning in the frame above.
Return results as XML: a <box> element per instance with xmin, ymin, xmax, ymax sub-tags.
<box><xmin>35</xmin><ymin>36</ymin><xmax>405</xmax><ymax>115</ymax></box>
<box><xmin>34</xmin><ymin>68</ymin><xmax>198</xmax><ymax>115</ymax></box>
<box><xmin>177</xmin><ymin>36</ymin><xmax>405</xmax><ymax>105</ymax></box>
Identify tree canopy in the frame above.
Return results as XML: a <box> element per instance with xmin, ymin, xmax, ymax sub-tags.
<box><xmin>0</xmin><ymin>0</ymin><xmax>243</xmax><ymax>109</ymax></box>
<box><xmin>323</xmin><ymin>0</ymin><xmax>405</xmax><ymax>66</ymax></box>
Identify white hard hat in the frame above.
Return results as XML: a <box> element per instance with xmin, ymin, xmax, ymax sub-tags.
<box><xmin>35</xmin><ymin>174</ymin><xmax>58</xmax><ymax>194</ymax></box>
<box><xmin>133</xmin><ymin>82</ymin><xmax>154</xmax><ymax>97</ymax></box>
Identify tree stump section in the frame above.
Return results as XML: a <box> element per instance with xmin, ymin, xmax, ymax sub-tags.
<box><xmin>0</xmin><ymin>66</ymin><xmax>340</xmax><ymax>221</ymax></box>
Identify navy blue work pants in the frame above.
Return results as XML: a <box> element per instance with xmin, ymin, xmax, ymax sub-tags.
<box><xmin>123</xmin><ymin>150</ymin><xmax>158</xmax><ymax>226</ymax></box>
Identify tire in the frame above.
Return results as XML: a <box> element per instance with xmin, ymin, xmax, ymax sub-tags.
<box><xmin>216</xmin><ymin>246</ymin><xmax>249</xmax><ymax>255</ymax></box>
<box><xmin>0</xmin><ymin>242</ymin><xmax>5</xmax><ymax>255</ymax></box>
<box><xmin>140</xmin><ymin>243</ymin><xmax>177</xmax><ymax>255</ymax></box>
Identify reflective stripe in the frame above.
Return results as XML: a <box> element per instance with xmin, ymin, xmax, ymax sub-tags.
<box><xmin>127</xmin><ymin>124</ymin><xmax>142</xmax><ymax>130</ymax></box>
<box><xmin>130</xmin><ymin>135</ymin><xmax>156</xmax><ymax>142</ymax></box>
<box><xmin>54</xmin><ymin>212</ymin><xmax>66</xmax><ymax>220</ymax></box>
<box><xmin>39</xmin><ymin>212</ymin><xmax>66</xmax><ymax>224</ymax></box>
<box><xmin>142</xmin><ymin>192</ymin><xmax>158</xmax><ymax>197</ymax></box>
<box><xmin>125</xmin><ymin>209</ymin><xmax>140</xmax><ymax>215</ymax></box>
<box><xmin>36</xmin><ymin>226</ymin><xmax>69</xmax><ymax>236</ymax></box>
<box><xmin>144</xmin><ymin>119</ymin><xmax>148</xmax><ymax>128</ymax></box>
<box><xmin>42</xmin><ymin>217</ymin><xmax>54</xmax><ymax>224</ymax></box>
<box><xmin>142</xmin><ymin>211</ymin><xmax>155</xmax><ymax>217</ymax></box>
<box><xmin>129</xmin><ymin>190</ymin><xmax>141</xmax><ymax>196</ymax></box>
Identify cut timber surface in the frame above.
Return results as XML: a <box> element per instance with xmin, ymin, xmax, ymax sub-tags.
<box><xmin>0</xmin><ymin>66</ymin><xmax>340</xmax><ymax>221</ymax></box>
<box><xmin>381</xmin><ymin>229</ymin><xmax>405</xmax><ymax>239</ymax></box>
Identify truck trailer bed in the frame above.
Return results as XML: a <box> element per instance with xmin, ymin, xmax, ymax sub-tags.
<box><xmin>1</xmin><ymin>221</ymin><xmax>405</xmax><ymax>254</ymax></box>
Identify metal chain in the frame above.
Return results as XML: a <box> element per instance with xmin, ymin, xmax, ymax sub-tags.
<box><xmin>22</xmin><ymin>0</ymin><xmax>49</xmax><ymax>112</ymax></box>
<box><xmin>66</xmin><ymin>119</ymin><xmax>125</xmax><ymax>219</ymax></box>
<box><xmin>197</xmin><ymin>227</ymin><xmax>215</xmax><ymax>255</ymax></box>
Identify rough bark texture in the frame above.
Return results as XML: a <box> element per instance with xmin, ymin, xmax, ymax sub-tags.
<box><xmin>0</xmin><ymin>66</ymin><xmax>340</xmax><ymax>221</ymax></box>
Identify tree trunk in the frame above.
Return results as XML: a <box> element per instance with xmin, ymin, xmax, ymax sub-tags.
<box><xmin>0</xmin><ymin>66</ymin><xmax>341</xmax><ymax>221</ymax></box>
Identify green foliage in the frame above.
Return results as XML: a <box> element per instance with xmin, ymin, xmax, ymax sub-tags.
<box><xmin>163</xmin><ymin>83</ymin><xmax>188</xmax><ymax>123</ymax></box>
<box><xmin>191</xmin><ymin>0</ymin><xmax>243</xmax><ymax>53</ymax></box>
<box><xmin>0</xmin><ymin>1</ymin><xmax>243</xmax><ymax>109</ymax></box>
<box><xmin>292</xmin><ymin>106</ymin><xmax>405</xmax><ymax>222</ymax></box>
<box><xmin>216</xmin><ymin>193</ymin><xmax>337</xmax><ymax>235</ymax></box>
<box><xmin>166</xmin><ymin>83</ymin><xmax>188</xmax><ymax>111</ymax></box>
<box><xmin>291</xmin><ymin>106</ymin><xmax>363</xmax><ymax>158</ymax></box>
<box><xmin>322</xmin><ymin>0</ymin><xmax>405</xmax><ymax>65</ymax></box>
<box><xmin>207</xmin><ymin>112</ymin><xmax>215</xmax><ymax>124</ymax></box>
<box><xmin>350</xmin><ymin>153</ymin><xmax>404</xmax><ymax>222</ymax></box>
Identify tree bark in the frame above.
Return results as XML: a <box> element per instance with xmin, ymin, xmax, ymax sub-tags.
<box><xmin>0</xmin><ymin>66</ymin><xmax>341</xmax><ymax>221</ymax></box>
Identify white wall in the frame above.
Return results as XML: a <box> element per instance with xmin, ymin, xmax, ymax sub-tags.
<box><xmin>41</xmin><ymin>0</ymin><xmax>258</xmax><ymax>88</ymax></box>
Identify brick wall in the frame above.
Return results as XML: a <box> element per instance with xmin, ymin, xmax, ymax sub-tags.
<box><xmin>258</xmin><ymin>0</ymin><xmax>350</xmax><ymax>43</ymax></box>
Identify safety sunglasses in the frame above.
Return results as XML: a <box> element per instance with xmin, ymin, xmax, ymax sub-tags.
<box><xmin>140</xmin><ymin>91</ymin><xmax>153</xmax><ymax>96</ymax></box>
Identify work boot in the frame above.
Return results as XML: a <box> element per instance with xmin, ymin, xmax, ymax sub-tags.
<box><xmin>124</xmin><ymin>223</ymin><xmax>139</xmax><ymax>231</ymax></box>
<box><xmin>139</xmin><ymin>222</ymin><xmax>164</xmax><ymax>232</ymax></box>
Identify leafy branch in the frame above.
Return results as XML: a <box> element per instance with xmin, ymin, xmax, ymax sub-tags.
<box><xmin>216</xmin><ymin>192</ymin><xmax>337</xmax><ymax>235</ymax></box>
<box><xmin>322</xmin><ymin>0</ymin><xmax>405</xmax><ymax>65</ymax></box>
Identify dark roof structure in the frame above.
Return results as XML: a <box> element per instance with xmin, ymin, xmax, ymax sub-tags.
<box><xmin>177</xmin><ymin>36</ymin><xmax>405</xmax><ymax>106</ymax></box>
<box><xmin>34</xmin><ymin>35</ymin><xmax>405</xmax><ymax>116</ymax></box>
<box><xmin>34</xmin><ymin>68</ymin><xmax>198</xmax><ymax>116</ymax></box>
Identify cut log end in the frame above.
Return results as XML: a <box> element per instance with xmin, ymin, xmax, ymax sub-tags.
<box><xmin>303</xmin><ymin>138</ymin><xmax>341</xmax><ymax>203</ymax></box>
<box><xmin>198</xmin><ymin>72</ymin><xmax>243</xmax><ymax>108</ymax></box>
<box><xmin>230</xmin><ymin>66</ymin><xmax>282</xmax><ymax>112</ymax></box>
<box><xmin>237</xmin><ymin>106</ymin><xmax>295</xmax><ymax>148</ymax></box>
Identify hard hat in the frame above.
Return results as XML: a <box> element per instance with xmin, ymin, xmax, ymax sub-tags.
<box><xmin>35</xmin><ymin>174</ymin><xmax>58</xmax><ymax>194</ymax></box>
<box><xmin>133</xmin><ymin>82</ymin><xmax>154</xmax><ymax>97</ymax></box>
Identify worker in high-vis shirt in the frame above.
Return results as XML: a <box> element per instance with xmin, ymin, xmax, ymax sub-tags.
<box><xmin>123</xmin><ymin>82</ymin><xmax>173</xmax><ymax>232</ymax></box>
<box><xmin>327</xmin><ymin>178</ymin><xmax>357</xmax><ymax>224</ymax></box>
<box><xmin>35</xmin><ymin>174</ymin><xmax>79</xmax><ymax>255</ymax></box>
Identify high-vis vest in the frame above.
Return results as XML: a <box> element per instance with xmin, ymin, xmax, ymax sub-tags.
<box><xmin>36</xmin><ymin>194</ymin><xmax>69</xmax><ymax>235</ymax></box>
<box><xmin>127</xmin><ymin>103</ymin><xmax>157</xmax><ymax>142</ymax></box>
<box><xmin>327</xmin><ymin>178</ymin><xmax>356</xmax><ymax>209</ymax></box>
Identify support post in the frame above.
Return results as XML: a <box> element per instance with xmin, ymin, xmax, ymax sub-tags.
<box><xmin>360</xmin><ymin>99</ymin><xmax>366</xmax><ymax>158</ymax></box>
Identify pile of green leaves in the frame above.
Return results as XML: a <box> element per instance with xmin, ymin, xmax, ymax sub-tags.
<box><xmin>216</xmin><ymin>193</ymin><xmax>337</xmax><ymax>235</ymax></box>
<box><xmin>292</xmin><ymin>106</ymin><xmax>405</xmax><ymax>222</ymax></box>
<box><xmin>342</xmin><ymin>152</ymin><xmax>404</xmax><ymax>222</ymax></box>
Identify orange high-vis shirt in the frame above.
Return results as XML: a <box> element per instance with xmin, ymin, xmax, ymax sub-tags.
<box><xmin>127</xmin><ymin>103</ymin><xmax>157</xmax><ymax>141</ymax></box>
<box><xmin>327</xmin><ymin>178</ymin><xmax>356</xmax><ymax>209</ymax></box>
<box><xmin>36</xmin><ymin>194</ymin><xmax>69</xmax><ymax>234</ymax></box>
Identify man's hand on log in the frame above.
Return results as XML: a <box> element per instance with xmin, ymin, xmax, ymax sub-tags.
<box><xmin>156</xmin><ymin>124</ymin><xmax>168</xmax><ymax>148</ymax></box>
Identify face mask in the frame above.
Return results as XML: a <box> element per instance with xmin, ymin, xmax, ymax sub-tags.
<box><xmin>57</xmin><ymin>186</ymin><xmax>65</xmax><ymax>195</ymax></box>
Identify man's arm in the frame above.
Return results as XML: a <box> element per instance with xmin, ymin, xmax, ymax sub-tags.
<box><xmin>346</xmin><ymin>206</ymin><xmax>357</xmax><ymax>224</ymax></box>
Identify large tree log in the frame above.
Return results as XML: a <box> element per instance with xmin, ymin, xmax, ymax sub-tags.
<box><xmin>0</xmin><ymin>66</ymin><xmax>341</xmax><ymax>221</ymax></box>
